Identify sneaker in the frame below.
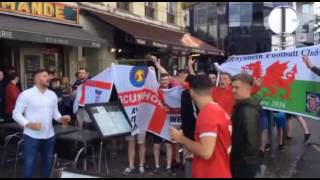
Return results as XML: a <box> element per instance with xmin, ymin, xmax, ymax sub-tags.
<box><xmin>166</xmin><ymin>168</ymin><xmax>176</xmax><ymax>176</ymax></box>
<box><xmin>123</xmin><ymin>167</ymin><xmax>135</xmax><ymax>176</ymax></box>
<box><xmin>286</xmin><ymin>136</ymin><xmax>293</xmax><ymax>141</ymax></box>
<box><xmin>264</xmin><ymin>144</ymin><xmax>271</xmax><ymax>151</ymax></box>
<box><xmin>172</xmin><ymin>162</ymin><xmax>183</xmax><ymax>170</ymax></box>
<box><xmin>304</xmin><ymin>134</ymin><xmax>311</xmax><ymax>143</ymax></box>
<box><xmin>149</xmin><ymin>167</ymin><xmax>161</xmax><ymax>176</ymax></box>
<box><xmin>139</xmin><ymin>166</ymin><xmax>145</xmax><ymax>175</ymax></box>
<box><xmin>279</xmin><ymin>144</ymin><xmax>285</xmax><ymax>151</ymax></box>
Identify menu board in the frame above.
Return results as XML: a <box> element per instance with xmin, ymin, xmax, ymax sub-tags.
<box><xmin>85</xmin><ymin>103</ymin><xmax>132</xmax><ymax>138</ymax></box>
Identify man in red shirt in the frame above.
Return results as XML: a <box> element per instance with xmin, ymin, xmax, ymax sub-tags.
<box><xmin>170</xmin><ymin>75</ymin><xmax>232</xmax><ymax>178</ymax></box>
<box><xmin>211</xmin><ymin>72</ymin><xmax>234</xmax><ymax>116</ymax></box>
<box><xmin>5</xmin><ymin>72</ymin><xmax>20</xmax><ymax>122</ymax></box>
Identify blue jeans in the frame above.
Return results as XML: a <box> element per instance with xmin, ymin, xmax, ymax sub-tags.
<box><xmin>23</xmin><ymin>135</ymin><xmax>55</xmax><ymax>178</ymax></box>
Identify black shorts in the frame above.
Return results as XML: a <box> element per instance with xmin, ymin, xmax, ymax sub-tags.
<box><xmin>285</xmin><ymin>113</ymin><xmax>296</xmax><ymax>119</ymax></box>
<box><xmin>151</xmin><ymin>133</ymin><xmax>171</xmax><ymax>144</ymax></box>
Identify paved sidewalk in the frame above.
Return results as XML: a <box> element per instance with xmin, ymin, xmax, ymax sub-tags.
<box><xmin>0</xmin><ymin>118</ymin><xmax>319</xmax><ymax>178</ymax></box>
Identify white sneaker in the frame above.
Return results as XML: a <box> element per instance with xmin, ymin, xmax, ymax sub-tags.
<box><xmin>123</xmin><ymin>167</ymin><xmax>135</xmax><ymax>176</ymax></box>
<box><xmin>139</xmin><ymin>166</ymin><xmax>145</xmax><ymax>175</ymax></box>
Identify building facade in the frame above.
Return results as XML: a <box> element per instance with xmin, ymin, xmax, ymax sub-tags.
<box><xmin>79</xmin><ymin>2</ymin><xmax>223</xmax><ymax>75</ymax></box>
<box><xmin>188</xmin><ymin>2</ymin><xmax>318</xmax><ymax>57</ymax></box>
<box><xmin>0</xmin><ymin>2</ymin><xmax>106</xmax><ymax>89</ymax></box>
<box><xmin>0</xmin><ymin>2</ymin><xmax>223</xmax><ymax>89</ymax></box>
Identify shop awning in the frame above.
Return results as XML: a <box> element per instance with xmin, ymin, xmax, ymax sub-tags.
<box><xmin>91</xmin><ymin>12</ymin><xmax>224</xmax><ymax>56</ymax></box>
<box><xmin>0</xmin><ymin>14</ymin><xmax>107</xmax><ymax>48</ymax></box>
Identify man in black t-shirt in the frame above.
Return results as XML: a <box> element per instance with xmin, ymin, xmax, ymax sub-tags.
<box><xmin>180</xmin><ymin>75</ymin><xmax>198</xmax><ymax>178</ymax></box>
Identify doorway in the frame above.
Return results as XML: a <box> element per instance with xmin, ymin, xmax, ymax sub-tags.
<box><xmin>20</xmin><ymin>47</ymin><xmax>59</xmax><ymax>89</ymax></box>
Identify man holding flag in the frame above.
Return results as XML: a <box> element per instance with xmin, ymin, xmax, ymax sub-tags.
<box><xmin>304</xmin><ymin>55</ymin><xmax>320</xmax><ymax>76</ymax></box>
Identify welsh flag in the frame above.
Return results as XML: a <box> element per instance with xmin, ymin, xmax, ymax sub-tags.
<box><xmin>217</xmin><ymin>44</ymin><xmax>320</xmax><ymax>120</ymax></box>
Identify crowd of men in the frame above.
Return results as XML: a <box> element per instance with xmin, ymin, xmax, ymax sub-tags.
<box><xmin>0</xmin><ymin>54</ymin><xmax>318</xmax><ymax>178</ymax></box>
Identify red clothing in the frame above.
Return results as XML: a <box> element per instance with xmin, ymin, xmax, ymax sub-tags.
<box><xmin>251</xmin><ymin>85</ymin><xmax>261</xmax><ymax>95</ymax></box>
<box><xmin>211</xmin><ymin>86</ymin><xmax>234</xmax><ymax>116</ymax></box>
<box><xmin>5</xmin><ymin>83</ymin><xmax>20</xmax><ymax>114</ymax></box>
<box><xmin>170</xmin><ymin>79</ymin><xmax>180</xmax><ymax>87</ymax></box>
<box><xmin>192</xmin><ymin>102</ymin><xmax>232</xmax><ymax>178</ymax></box>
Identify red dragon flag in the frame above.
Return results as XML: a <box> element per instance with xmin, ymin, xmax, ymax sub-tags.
<box><xmin>217</xmin><ymin>44</ymin><xmax>320</xmax><ymax>120</ymax></box>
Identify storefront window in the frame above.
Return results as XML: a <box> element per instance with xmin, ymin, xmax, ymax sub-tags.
<box><xmin>43</xmin><ymin>53</ymin><xmax>57</xmax><ymax>71</ymax></box>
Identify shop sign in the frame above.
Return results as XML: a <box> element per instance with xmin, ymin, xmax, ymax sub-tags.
<box><xmin>0</xmin><ymin>2</ymin><xmax>79</xmax><ymax>25</ymax></box>
<box><xmin>91</xmin><ymin>42</ymin><xmax>101</xmax><ymax>48</ymax></box>
<box><xmin>191</xmin><ymin>48</ymin><xmax>206</xmax><ymax>54</ymax></box>
<box><xmin>0</xmin><ymin>30</ymin><xmax>13</xmax><ymax>39</ymax></box>
<box><xmin>172</xmin><ymin>46</ymin><xmax>187</xmax><ymax>52</ymax></box>
<box><xmin>45</xmin><ymin>37</ymin><xmax>70</xmax><ymax>45</ymax></box>
<box><xmin>136</xmin><ymin>39</ymin><xmax>146</xmax><ymax>45</ymax></box>
<box><xmin>152</xmin><ymin>41</ymin><xmax>168</xmax><ymax>48</ymax></box>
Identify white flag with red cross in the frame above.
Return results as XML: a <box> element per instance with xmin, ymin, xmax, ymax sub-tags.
<box><xmin>73</xmin><ymin>67</ymin><xmax>113</xmax><ymax>113</ymax></box>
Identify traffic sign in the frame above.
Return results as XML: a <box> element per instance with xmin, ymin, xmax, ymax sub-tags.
<box><xmin>268</xmin><ymin>6</ymin><xmax>299</xmax><ymax>34</ymax></box>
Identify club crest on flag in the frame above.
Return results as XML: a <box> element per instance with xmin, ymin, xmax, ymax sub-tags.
<box><xmin>95</xmin><ymin>89</ymin><xmax>102</xmax><ymax>103</ymax></box>
<box><xmin>306</xmin><ymin>92</ymin><xmax>320</xmax><ymax>114</ymax></box>
<box><xmin>130</xmin><ymin>66</ymin><xmax>149</xmax><ymax>87</ymax></box>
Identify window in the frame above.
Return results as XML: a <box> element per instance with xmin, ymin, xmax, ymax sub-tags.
<box><xmin>145</xmin><ymin>2</ymin><xmax>155</xmax><ymax>19</ymax></box>
<box><xmin>229</xmin><ymin>3</ymin><xmax>252</xmax><ymax>27</ymax></box>
<box><xmin>252</xmin><ymin>3</ymin><xmax>264</xmax><ymax>26</ymax></box>
<box><xmin>167</xmin><ymin>2</ymin><xmax>176</xmax><ymax>24</ymax></box>
<box><xmin>229</xmin><ymin>3</ymin><xmax>240</xmax><ymax>27</ymax></box>
<box><xmin>302</xmin><ymin>4</ymin><xmax>311</xmax><ymax>14</ymax></box>
<box><xmin>302</xmin><ymin>24</ymin><xmax>309</xmax><ymax>33</ymax></box>
<box><xmin>240</xmin><ymin>3</ymin><xmax>252</xmax><ymax>26</ymax></box>
<box><xmin>117</xmin><ymin>2</ymin><xmax>130</xmax><ymax>11</ymax></box>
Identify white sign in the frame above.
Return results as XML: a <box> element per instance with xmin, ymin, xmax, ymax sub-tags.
<box><xmin>268</xmin><ymin>6</ymin><xmax>299</xmax><ymax>34</ymax></box>
<box><xmin>272</xmin><ymin>35</ymin><xmax>295</xmax><ymax>46</ymax></box>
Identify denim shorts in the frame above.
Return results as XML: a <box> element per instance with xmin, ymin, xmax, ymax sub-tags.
<box><xmin>273</xmin><ymin>112</ymin><xmax>286</xmax><ymax>128</ymax></box>
<box><xmin>260</xmin><ymin>110</ymin><xmax>269</xmax><ymax>130</ymax></box>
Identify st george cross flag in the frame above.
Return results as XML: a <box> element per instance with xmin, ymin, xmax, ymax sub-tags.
<box><xmin>143</xmin><ymin>86</ymin><xmax>183</xmax><ymax>141</ymax></box>
<box><xmin>73</xmin><ymin>67</ymin><xmax>113</xmax><ymax>113</ymax></box>
<box><xmin>160</xmin><ymin>86</ymin><xmax>183</xmax><ymax>129</ymax></box>
<box><xmin>133</xmin><ymin>69</ymin><xmax>168</xmax><ymax>140</ymax></box>
<box><xmin>111</xmin><ymin>64</ymin><xmax>162</xmax><ymax>135</ymax></box>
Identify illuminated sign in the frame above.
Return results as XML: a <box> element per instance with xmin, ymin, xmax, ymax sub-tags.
<box><xmin>0</xmin><ymin>2</ymin><xmax>79</xmax><ymax>24</ymax></box>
